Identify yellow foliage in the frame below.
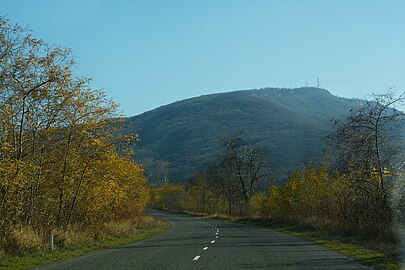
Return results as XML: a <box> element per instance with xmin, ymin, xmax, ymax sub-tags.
<box><xmin>0</xmin><ymin>15</ymin><xmax>149</xmax><ymax>255</ymax></box>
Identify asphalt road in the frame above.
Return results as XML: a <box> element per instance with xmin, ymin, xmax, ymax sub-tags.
<box><xmin>36</xmin><ymin>210</ymin><xmax>370</xmax><ymax>270</ymax></box>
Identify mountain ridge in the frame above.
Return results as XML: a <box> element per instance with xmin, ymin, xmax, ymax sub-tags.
<box><xmin>123</xmin><ymin>87</ymin><xmax>361</xmax><ymax>184</ymax></box>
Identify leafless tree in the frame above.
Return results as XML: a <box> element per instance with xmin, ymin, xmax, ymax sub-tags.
<box><xmin>209</xmin><ymin>134</ymin><xmax>270</xmax><ymax>215</ymax></box>
<box><xmin>220</xmin><ymin>135</ymin><xmax>270</xmax><ymax>203</ymax></box>
<box><xmin>328</xmin><ymin>90</ymin><xmax>405</xmax><ymax>226</ymax></box>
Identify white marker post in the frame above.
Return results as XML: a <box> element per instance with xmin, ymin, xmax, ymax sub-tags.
<box><xmin>49</xmin><ymin>234</ymin><xmax>54</xmax><ymax>251</ymax></box>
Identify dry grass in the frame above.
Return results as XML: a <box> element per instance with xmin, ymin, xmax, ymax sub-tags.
<box><xmin>103</xmin><ymin>220</ymin><xmax>135</xmax><ymax>237</ymax></box>
<box><xmin>52</xmin><ymin>227</ymin><xmax>92</xmax><ymax>248</ymax></box>
<box><xmin>4</xmin><ymin>226</ymin><xmax>42</xmax><ymax>254</ymax></box>
<box><xmin>0</xmin><ymin>216</ymin><xmax>167</xmax><ymax>256</ymax></box>
<box><xmin>0</xmin><ymin>248</ymin><xmax>5</xmax><ymax>258</ymax></box>
<box><xmin>0</xmin><ymin>216</ymin><xmax>170</xmax><ymax>270</ymax></box>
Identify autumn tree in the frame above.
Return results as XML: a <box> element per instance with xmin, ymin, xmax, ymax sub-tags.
<box><xmin>208</xmin><ymin>158</ymin><xmax>241</xmax><ymax>215</ymax></box>
<box><xmin>183</xmin><ymin>177</ymin><xmax>209</xmax><ymax>213</ymax></box>
<box><xmin>0</xmin><ymin>16</ymin><xmax>148</xmax><ymax>253</ymax></box>
<box><xmin>328</xmin><ymin>91</ymin><xmax>405</xmax><ymax>229</ymax></box>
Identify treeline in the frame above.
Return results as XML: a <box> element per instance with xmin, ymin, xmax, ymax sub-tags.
<box><xmin>150</xmin><ymin>134</ymin><xmax>270</xmax><ymax>215</ymax></box>
<box><xmin>151</xmin><ymin>93</ymin><xmax>405</xmax><ymax>239</ymax></box>
<box><xmin>0</xmin><ymin>17</ymin><xmax>148</xmax><ymax>254</ymax></box>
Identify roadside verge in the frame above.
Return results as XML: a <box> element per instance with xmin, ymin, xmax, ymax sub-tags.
<box><xmin>0</xmin><ymin>217</ymin><xmax>170</xmax><ymax>270</ymax></box>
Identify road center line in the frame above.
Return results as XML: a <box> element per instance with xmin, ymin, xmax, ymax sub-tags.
<box><xmin>210</xmin><ymin>240</ymin><xmax>215</xmax><ymax>244</ymax></box>
<box><xmin>193</xmin><ymin>256</ymin><xmax>201</xmax><ymax>261</ymax></box>
<box><xmin>203</xmin><ymin>247</ymin><xmax>208</xmax><ymax>250</ymax></box>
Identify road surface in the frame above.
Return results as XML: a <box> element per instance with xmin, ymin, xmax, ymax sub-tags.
<box><xmin>36</xmin><ymin>209</ymin><xmax>370</xmax><ymax>270</ymax></box>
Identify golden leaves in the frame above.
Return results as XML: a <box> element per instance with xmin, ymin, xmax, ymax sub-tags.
<box><xmin>0</xmin><ymin>15</ymin><xmax>149</xmax><ymax>253</ymax></box>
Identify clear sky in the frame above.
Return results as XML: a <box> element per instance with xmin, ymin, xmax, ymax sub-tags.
<box><xmin>2</xmin><ymin>0</ymin><xmax>405</xmax><ymax>116</ymax></box>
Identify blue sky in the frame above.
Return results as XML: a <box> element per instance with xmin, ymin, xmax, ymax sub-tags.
<box><xmin>2</xmin><ymin>0</ymin><xmax>405</xmax><ymax>116</ymax></box>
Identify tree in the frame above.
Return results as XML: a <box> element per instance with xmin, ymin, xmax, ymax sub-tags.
<box><xmin>0</xmin><ymin>15</ymin><xmax>148</xmax><ymax>253</ymax></box>
<box><xmin>220</xmin><ymin>134</ymin><xmax>270</xmax><ymax>203</ymax></box>
<box><xmin>209</xmin><ymin>158</ymin><xmax>241</xmax><ymax>215</ymax></box>
<box><xmin>328</xmin><ymin>91</ymin><xmax>405</xmax><ymax>228</ymax></box>
<box><xmin>210</xmin><ymin>134</ymin><xmax>270</xmax><ymax>215</ymax></box>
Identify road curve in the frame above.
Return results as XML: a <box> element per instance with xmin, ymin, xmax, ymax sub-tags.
<box><xmin>36</xmin><ymin>209</ymin><xmax>370</xmax><ymax>270</ymax></box>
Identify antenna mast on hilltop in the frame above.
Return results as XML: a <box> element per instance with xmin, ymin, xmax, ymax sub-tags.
<box><xmin>317</xmin><ymin>78</ymin><xmax>321</xmax><ymax>88</ymax></box>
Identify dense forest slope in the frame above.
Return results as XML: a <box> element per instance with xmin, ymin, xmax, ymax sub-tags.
<box><xmin>124</xmin><ymin>87</ymin><xmax>360</xmax><ymax>183</ymax></box>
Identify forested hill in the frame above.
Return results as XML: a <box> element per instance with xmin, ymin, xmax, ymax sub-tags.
<box><xmin>123</xmin><ymin>87</ymin><xmax>361</xmax><ymax>184</ymax></box>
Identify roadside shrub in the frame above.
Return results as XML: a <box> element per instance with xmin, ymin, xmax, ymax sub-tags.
<box><xmin>104</xmin><ymin>220</ymin><xmax>135</xmax><ymax>237</ymax></box>
<box><xmin>52</xmin><ymin>227</ymin><xmax>92</xmax><ymax>248</ymax></box>
<box><xmin>6</xmin><ymin>226</ymin><xmax>42</xmax><ymax>254</ymax></box>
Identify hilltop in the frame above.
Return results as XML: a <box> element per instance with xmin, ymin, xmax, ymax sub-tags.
<box><xmin>123</xmin><ymin>87</ymin><xmax>360</xmax><ymax>183</ymax></box>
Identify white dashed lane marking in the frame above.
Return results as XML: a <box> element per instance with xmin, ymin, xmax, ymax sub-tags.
<box><xmin>192</xmin><ymin>221</ymin><xmax>220</xmax><ymax>260</ymax></box>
